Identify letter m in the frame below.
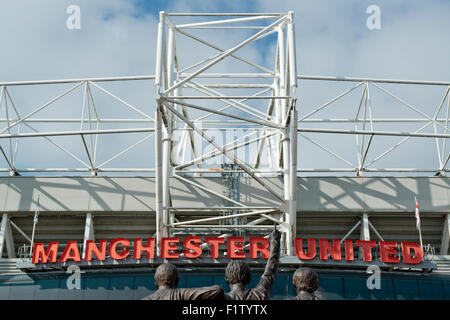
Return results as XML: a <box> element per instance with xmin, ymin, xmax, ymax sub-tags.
<box><xmin>32</xmin><ymin>242</ymin><xmax>59</xmax><ymax>264</ymax></box>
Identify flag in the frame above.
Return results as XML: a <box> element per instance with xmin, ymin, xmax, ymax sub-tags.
<box><xmin>414</xmin><ymin>196</ymin><xmax>421</xmax><ymax>230</ymax></box>
<box><xmin>34</xmin><ymin>197</ymin><xmax>40</xmax><ymax>224</ymax></box>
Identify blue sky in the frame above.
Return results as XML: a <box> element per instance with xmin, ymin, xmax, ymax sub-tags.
<box><xmin>1</xmin><ymin>0</ymin><xmax>448</xmax><ymax>79</ymax></box>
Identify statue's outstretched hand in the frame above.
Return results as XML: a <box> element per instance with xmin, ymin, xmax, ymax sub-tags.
<box><xmin>271</xmin><ymin>225</ymin><xmax>281</xmax><ymax>241</ymax></box>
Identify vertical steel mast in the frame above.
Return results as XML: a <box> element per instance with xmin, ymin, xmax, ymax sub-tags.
<box><xmin>154</xmin><ymin>12</ymin><xmax>298</xmax><ymax>255</ymax></box>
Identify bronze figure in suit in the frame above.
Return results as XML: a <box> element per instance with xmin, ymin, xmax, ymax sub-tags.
<box><xmin>224</xmin><ymin>227</ymin><xmax>281</xmax><ymax>300</ymax></box>
<box><xmin>288</xmin><ymin>267</ymin><xmax>321</xmax><ymax>300</ymax></box>
<box><xmin>142</xmin><ymin>263</ymin><xmax>224</xmax><ymax>300</ymax></box>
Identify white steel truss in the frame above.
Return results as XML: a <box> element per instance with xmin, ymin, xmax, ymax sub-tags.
<box><xmin>153</xmin><ymin>12</ymin><xmax>298</xmax><ymax>255</ymax></box>
<box><xmin>0</xmin><ymin>12</ymin><xmax>449</xmax><ymax>258</ymax></box>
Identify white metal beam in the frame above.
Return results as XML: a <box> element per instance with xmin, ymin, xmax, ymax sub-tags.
<box><xmin>165</xmin><ymin>98</ymin><xmax>282</xmax><ymax>129</ymax></box>
<box><xmin>297</xmin><ymin>128</ymin><xmax>450</xmax><ymax>139</ymax></box>
<box><xmin>82</xmin><ymin>213</ymin><xmax>95</xmax><ymax>259</ymax></box>
<box><xmin>9</xmin><ymin>220</ymin><xmax>32</xmax><ymax>243</ymax></box>
<box><xmin>287</xmin><ymin>110</ymin><xmax>297</xmax><ymax>255</ymax></box>
<box><xmin>0</xmin><ymin>127</ymin><xmax>155</xmax><ymax>139</ymax></box>
<box><xmin>298</xmin><ymin>75</ymin><xmax>450</xmax><ymax>86</ymax></box>
<box><xmin>169</xmin><ymin>209</ymin><xmax>279</xmax><ymax>227</ymax></box>
<box><xmin>174</xmin><ymin>27</ymin><xmax>274</xmax><ymax>74</ymax></box>
<box><xmin>0</xmin><ymin>81</ymin><xmax>84</xmax><ymax>135</ymax></box>
<box><xmin>298</xmin><ymin>82</ymin><xmax>364</xmax><ymax>122</ymax></box>
<box><xmin>372</xmin><ymin>82</ymin><xmax>449</xmax><ymax>132</ymax></box>
<box><xmin>359</xmin><ymin>213</ymin><xmax>370</xmax><ymax>260</ymax></box>
<box><xmin>340</xmin><ymin>220</ymin><xmax>362</xmax><ymax>245</ymax></box>
<box><xmin>440</xmin><ymin>214</ymin><xmax>450</xmax><ymax>255</ymax></box>
<box><xmin>163</xmin><ymin>16</ymin><xmax>286</xmax><ymax>95</ymax></box>
<box><xmin>162</xmin><ymin>100</ymin><xmax>284</xmax><ymax>201</ymax></box>
<box><xmin>0</xmin><ymin>213</ymin><xmax>15</xmax><ymax>258</ymax></box>
<box><xmin>173</xmin><ymin>173</ymin><xmax>247</xmax><ymax>208</ymax></box>
<box><xmin>155</xmin><ymin>109</ymin><xmax>164</xmax><ymax>254</ymax></box>
<box><xmin>368</xmin><ymin>220</ymin><xmax>385</xmax><ymax>242</ymax></box>
<box><xmin>176</xmin><ymin>15</ymin><xmax>279</xmax><ymax>28</ymax></box>
<box><xmin>175</xmin><ymin>130</ymin><xmax>274</xmax><ymax>170</ymax></box>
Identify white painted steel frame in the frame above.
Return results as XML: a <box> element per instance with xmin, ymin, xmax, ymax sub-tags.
<box><xmin>0</xmin><ymin>12</ymin><xmax>449</xmax><ymax>258</ymax></box>
<box><xmin>151</xmin><ymin>12</ymin><xmax>298</xmax><ymax>253</ymax></box>
<box><xmin>0</xmin><ymin>213</ymin><xmax>15</xmax><ymax>258</ymax></box>
<box><xmin>296</xmin><ymin>79</ymin><xmax>450</xmax><ymax>176</ymax></box>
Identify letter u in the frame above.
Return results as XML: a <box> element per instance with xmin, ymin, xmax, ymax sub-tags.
<box><xmin>294</xmin><ymin>238</ymin><xmax>316</xmax><ymax>259</ymax></box>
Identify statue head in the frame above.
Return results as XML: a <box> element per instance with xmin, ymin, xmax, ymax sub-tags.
<box><xmin>225</xmin><ymin>260</ymin><xmax>251</xmax><ymax>287</ymax></box>
<box><xmin>154</xmin><ymin>263</ymin><xmax>179</xmax><ymax>289</ymax></box>
<box><xmin>292</xmin><ymin>267</ymin><xmax>319</xmax><ymax>294</ymax></box>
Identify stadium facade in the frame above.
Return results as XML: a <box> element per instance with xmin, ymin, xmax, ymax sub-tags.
<box><xmin>0</xmin><ymin>12</ymin><xmax>449</xmax><ymax>300</ymax></box>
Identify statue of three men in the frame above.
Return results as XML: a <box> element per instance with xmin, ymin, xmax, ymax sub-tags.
<box><xmin>142</xmin><ymin>227</ymin><xmax>321</xmax><ymax>300</ymax></box>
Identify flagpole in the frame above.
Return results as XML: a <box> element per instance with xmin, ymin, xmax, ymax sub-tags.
<box><xmin>29</xmin><ymin>195</ymin><xmax>39</xmax><ymax>258</ymax></box>
<box><xmin>418</xmin><ymin>223</ymin><xmax>423</xmax><ymax>251</ymax></box>
<box><xmin>415</xmin><ymin>196</ymin><xmax>423</xmax><ymax>251</ymax></box>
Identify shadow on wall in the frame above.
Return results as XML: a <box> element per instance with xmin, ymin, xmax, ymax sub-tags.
<box><xmin>1</xmin><ymin>177</ymin><xmax>156</xmax><ymax>212</ymax></box>
<box><xmin>1</xmin><ymin>176</ymin><xmax>449</xmax><ymax>212</ymax></box>
<box><xmin>297</xmin><ymin>177</ymin><xmax>450</xmax><ymax>212</ymax></box>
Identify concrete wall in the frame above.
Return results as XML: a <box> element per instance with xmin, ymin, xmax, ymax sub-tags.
<box><xmin>0</xmin><ymin>176</ymin><xmax>448</xmax><ymax>213</ymax></box>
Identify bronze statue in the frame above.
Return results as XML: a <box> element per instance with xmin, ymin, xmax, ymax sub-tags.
<box><xmin>224</xmin><ymin>227</ymin><xmax>281</xmax><ymax>300</ymax></box>
<box><xmin>142</xmin><ymin>263</ymin><xmax>224</xmax><ymax>300</ymax></box>
<box><xmin>288</xmin><ymin>267</ymin><xmax>321</xmax><ymax>300</ymax></box>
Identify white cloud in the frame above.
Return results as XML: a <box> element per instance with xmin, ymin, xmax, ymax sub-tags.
<box><xmin>0</xmin><ymin>0</ymin><xmax>448</xmax><ymax>175</ymax></box>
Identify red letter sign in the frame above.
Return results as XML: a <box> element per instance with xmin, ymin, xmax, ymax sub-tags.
<box><xmin>294</xmin><ymin>238</ymin><xmax>316</xmax><ymax>260</ymax></box>
<box><xmin>59</xmin><ymin>241</ymin><xmax>81</xmax><ymax>262</ymax></box>
<box><xmin>356</xmin><ymin>240</ymin><xmax>376</xmax><ymax>262</ymax></box>
<box><xmin>108</xmin><ymin>238</ymin><xmax>130</xmax><ymax>260</ymax></box>
<box><xmin>379</xmin><ymin>241</ymin><xmax>399</xmax><ymax>263</ymax></box>
<box><xmin>205</xmin><ymin>237</ymin><xmax>225</xmax><ymax>258</ymax></box>
<box><xmin>227</xmin><ymin>237</ymin><xmax>246</xmax><ymax>259</ymax></box>
<box><xmin>161</xmin><ymin>238</ymin><xmax>179</xmax><ymax>259</ymax></box>
<box><xmin>133</xmin><ymin>238</ymin><xmax>155</xmax><ymax>260</ymax></box>
<box><xmin>249</xmin><ymin>237</ymin><xmax>269</xmax><ymax>259</ymax></box>
<box><xmin>32</xmin><ymin>242</ymin><xmax>59</xmax><ymax>264</ymax></box>
<box><xmin>320</xmin><ymin>239</ymin><xmax>341</xmax><ymax>261</ymax></box>
<box><xmin>183</xmin><ymin>236</ymin><xmax>202</xmax><ymax>259</ymax></box>
<box><xmin>85</xmin><ymin>240</ymin><xmax>107</xmax><ymax>261</ymax></box>
<box><xmin>344</xmin><ymin>240</ymin><xmax>354</xmax><ymax>261</ymax></box>
<box><xmin>402</xmin><ymin>242</ymin><xmax>423</xmax><ymax>264</ymax></box>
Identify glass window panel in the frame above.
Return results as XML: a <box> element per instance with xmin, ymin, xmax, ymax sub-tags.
<box><xmin>369</xmin><ymin>278</ymin><xmax>395</xmax><ymax>300</ymax></box>
<box><xmin>318</xmin><ymin>276</ymin><xmax>344</xmax><ymax>300</ymax></box>
<box><xmin>393</xmin><ymin>279</ymin><xmax>420</xmax><ymax>300</ymax></box>
<box><xmin>343</xmin><ymin>277</ymin><xmax>370</xmax><ymax>300</ymax></box>
<box><xmin>0</xmin><ymin>283</ymin><xmax>11</xmax><ymax>300</ymax></box>
<box><xmin>443</xmin><ymin>281</ymin><xmax>450</xmax><ymax>299</ymax></box>
<box><xmin>109</xmin><ymin>276</ymin><xmax>134</xmax><ymax>300</ymax></box>
<box><xmin>34</xmin><ymin>279</ymin><xmax>60</xmax><ymax>300</ymax></box>
<box><xmin>270</xmin><ymin>274</ymin><xmax>289</xmax><ymax>300</ymax></box>
<box><xmin>134</xmin><ymin>275</ymin><xmax>155</xmax><ymax>300</ymax></box>
<box><xmin>59</xmin><ymin>277</ymin><xmax>85</xmax><ymax>300</ymax></box>
<box><xmin>185</xmin><ymin>274</ymin><xmax>213</xmax><ymax>287</ymax></box>
<box><xmin>418</xmin><ymin>280</ymin><xmax>444</xmax><ymax>300</ymax></box>
<box><xmin>9</xmin><ymin>281</ymin><xmax>34</xmax><ymax>300</ymax></box>
<box><xmin>84</xmin><ymin>277</ymin><xmax>109</xmax><ymax>300</ymax></box>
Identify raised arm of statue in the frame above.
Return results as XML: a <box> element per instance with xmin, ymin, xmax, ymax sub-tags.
<box><xmin>179</xmin><ymin>285</ymin><xmax>225</xmax><ymax>300</ymax></box>
<box><xmin>253</xmin><ymin>226</ymin><xmax>281</xmax><ymax>299</ymax></box>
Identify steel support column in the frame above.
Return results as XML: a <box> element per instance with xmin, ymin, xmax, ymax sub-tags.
<box><xmin>284</xmin><ymin>12</ymin><xmax>297</xmax><ymax>255</ymax></box>
<box><xmin>0</xmin><ymin>213</ymin><xmax>15</xmax><ymax>258</ymax></box>
<box><xmin>287</xmin><ymin>110</ymin><xmax>297</xmax><ymax>255</ymax></box>
<box><xmin>359</xmin><ymin>213</ymin><xmax>370</xmax><ymax>259</ymax></box>
<box><xmin>82</xmin><ymin>213</ymin><xmax>95</xmax><ymax>259</ymax></box>
<box><xmin>155</xmin><ymin>109</ymin><xmax>164</xmax><ymax>254</ymax></box>
<box><xmin>440</xmin><ymin>214</ymin><xmax>450</xmax><ymax>255</ymax></box>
